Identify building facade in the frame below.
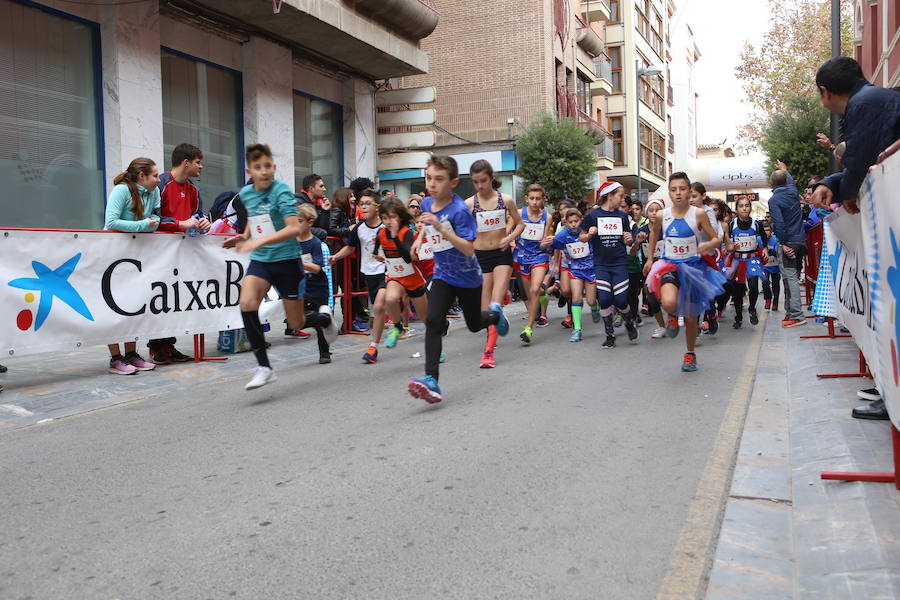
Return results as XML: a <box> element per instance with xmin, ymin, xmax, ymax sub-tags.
<box><xmin>666</xmin><ymin>14</ymin><xmax>700</xmax><ymax>175</ymax></box>
<box><xmin>853</xmin><ymin>0</ymin><xmax>900</xmax><ymax>87</ymax></box>
<box><xmin>381</xmin><ymin>0</ymin><xmax>616</xmax><ymax>201</ymax></box>
<box><xmin>3</xmin><ymin>0</ymin><xmax>436</xmax><ymax>229</ymax></box>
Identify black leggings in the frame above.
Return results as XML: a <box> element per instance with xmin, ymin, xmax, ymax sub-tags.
<box><xmin>762</xmin><ymin>271</ymin><xmax>781</xmax><ymax>306</ymax></box>
<box><xmin>301</xmin><ymin>296</ymin><xmax>332</xmax><ymax>358</ymax></box>
<box><xmin>731</xmin><ymin>277</ymin><xmax>760</xmax><ymax>321</ymax></box>
<box><xmin>425</xmin><ymin>279</ymin><xmax>498</xmax><ymax>380</ymax></box>
<box><xmin>627</xmin><ymin>272</ymin><xmax>644</xmax><ymax>319</ymax></box>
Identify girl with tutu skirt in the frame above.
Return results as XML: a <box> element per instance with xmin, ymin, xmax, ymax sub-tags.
<box><xmin>722</xmin><ymin>195</ymin><xmax>769</xmax><ymax>328</ymax></box>
<box><xmin>642</xmin><ymin>172</ymin><xmax>726</xmax><ymax>372</ymax></box>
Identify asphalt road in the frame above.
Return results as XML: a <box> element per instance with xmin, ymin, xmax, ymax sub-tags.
<box><xmin>0</xmin><ymin>304</ymin><xmax>761</xmax><ymax>600</ymax></box>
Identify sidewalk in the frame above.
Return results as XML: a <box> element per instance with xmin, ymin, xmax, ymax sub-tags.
<box><xmin>706</xmin><ymin>315</ymin><xmax>900</xmax><ymax>599</ymax></box>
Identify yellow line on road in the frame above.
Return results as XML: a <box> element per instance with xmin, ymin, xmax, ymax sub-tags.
<box><xmin>656</xmin><ymin>313</ymin><xmax>767</xmax><ymax>600</ymax></box>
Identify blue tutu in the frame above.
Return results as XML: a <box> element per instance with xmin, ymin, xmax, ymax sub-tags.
<box><xmin>647</xmin><ymin>256</ymin><xmax>728</xmax><ymax>317</ymax></box>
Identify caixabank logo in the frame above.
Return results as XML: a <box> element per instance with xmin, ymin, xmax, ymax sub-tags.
<box><xmin>7</xmin><ymin>253</ymin><xmax>95</xmax><ymax>331</ymax></box>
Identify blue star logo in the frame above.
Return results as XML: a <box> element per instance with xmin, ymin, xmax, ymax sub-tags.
<box><xmin>8</xmin><ymin>253</ymin><xmax>95</xmax><ymax>331</ymax></box>
<box><xmin>827</xmin><ymin>242</ymin><xmax>842</xmax><ymax>285</ymax></box>
<box><xmin>887</xmin><ymin>230</ymin><xmax>900</xmax><ymax>353</ymax></box>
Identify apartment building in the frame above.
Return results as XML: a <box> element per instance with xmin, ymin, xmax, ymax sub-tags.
<box><xmin>3</xmin><ymin>0</ymin><xmax>436</xmax><ymax>229</ymax></box>
<box><xmin>666</xmin><ymin>15</ymin><xmax>700</xmax><ymax>175</ymax></box>
<box><xmin>604</xmin><ymin>0</ymin><xmax>670</xmax><ymax>200</ymax></box>
<box><xmin>383</xmin><ymin>0</ymin><xmax>616</xmax><ymax>201</ymax></box>
<box><xmin>853</xmin><ymin>0</ymin><xmax>900</xmax><ymax>87</ymax></box>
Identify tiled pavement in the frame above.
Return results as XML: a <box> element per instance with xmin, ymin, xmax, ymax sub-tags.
<box><xmin>707</xmin><ymin>316</ymin><xmax>900</xmax><ymax>599</ymax></box>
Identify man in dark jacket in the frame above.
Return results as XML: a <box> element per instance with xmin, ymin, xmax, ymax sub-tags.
<box><xmin>768</xmin><ymin>160</ymin><xmax>807</xmax><ymax>328</ymax></box>
<box><xmin>811</xmin><ymin>57</ymin><xmax>900</xmax><ymax>213</ymax></box>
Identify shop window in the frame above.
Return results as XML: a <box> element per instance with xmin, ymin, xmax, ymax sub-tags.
<box><xmin>294</xmin><ymin>92</ymin><xmax>342</xmax><ymax>195</ymax></box>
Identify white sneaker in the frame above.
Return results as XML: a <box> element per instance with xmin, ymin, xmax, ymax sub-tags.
<box><xmin>319</xmin><ymin>305</ymin><xmax>339</xmax><ymax>345</ymax></box>
<box><xmin>245</xmin><ymin>366</ymin><xmax>277</xmax><ymax>390</ymax></box>
<box><xmin>651</xmin><ymin>327</ymin><xmax>666</xmax><ymax>339</ymax></box>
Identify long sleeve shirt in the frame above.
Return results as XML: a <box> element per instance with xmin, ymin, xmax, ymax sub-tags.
<box><xmin>104</xmin><ymin>183</ymin><xmax>161</xmax><ymax>232</ymax></box>
<box><xmin>768</xmin><ymin>172</ymin><xmax>805</xmax><ymax>244</ymax></box>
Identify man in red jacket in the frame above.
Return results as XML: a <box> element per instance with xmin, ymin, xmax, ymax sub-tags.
<box><xmin>149</xmin><ymin>143</ymin><xmax>211</xmax><ymax>364</ymax></box>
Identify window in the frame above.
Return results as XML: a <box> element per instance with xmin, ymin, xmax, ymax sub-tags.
<box><xmin>609</xmin><ymin>116</ymin><xmax>624</xmax><ymax>165</ymax></box>
<box><xmin>639</xmin><ymin>121</ymin><xmax>665</xmax><ymax>178</ymax></box>
<box><xmin>652</xmin><ymin>13</ymin><xmax>664</xmax><ymax>56</ymax></box>
<box><xmin>636</xmin><ymin>0</ymin><xmax>652</xmax><ymax>45</ymax></box>
<box><xmin>162</xmin><ymin>50</ymin><xmax>243</xmax><ymax>203</ymax></box>
<box><xmin>609</xmin><ymin>0</ymin><xmax>620</xmax><ymax>23</ymax></box>
<box><xmin>639</xmin><ymin>72</ymin><xmax>665</xmax><ymax>117</ymax></box>
<box><xmin>293</xmin><ymin>93</ymin><xmax>343</xmax><ymax>195</ymax></box>
<box><xmin>609</xmin><ymin>46</ymin><xmax>623</xmax><ymax>93</ymax></box>
<box><xmin>576</xmin><ymin>73</ymin><xmax>591</xmax><ymax>115</ymax></box>
<box><xmin>0</xmin><ymin>2</ymin><xmax>103</xmax><ymax>228</ymax></box>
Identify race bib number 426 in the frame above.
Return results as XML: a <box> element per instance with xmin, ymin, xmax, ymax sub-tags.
<box><xmin>597</xmin><ymin>217</ymin><xmax>622</xmax><ymax>236</ymax></box>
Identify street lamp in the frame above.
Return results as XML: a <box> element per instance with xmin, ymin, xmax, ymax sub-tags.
<box><xmin>635</xmin><ymin>61</ymin><xmax>663</xmax><ymax>204</ymax></box>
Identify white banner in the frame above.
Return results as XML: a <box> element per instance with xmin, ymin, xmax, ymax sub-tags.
<box><xmin>860</xmin><ymin>152</ymin><xmax>900</xmax><ymax>429</ymax></box>
<box><xmin>1</xmin><ymin>230</ymin><xmax>255</xmax><ymax>358</ymax></box>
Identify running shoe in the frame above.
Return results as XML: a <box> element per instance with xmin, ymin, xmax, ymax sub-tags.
<box><xmin>694</xmin><ymin>335</ymin><xmax>703</xmax><ymax>347</ymax></box>
<box><xmin>402</xmin><ymin>327</ymin><xmax>417</xmax><ymax>339</ymax></box>
<box><xmin>165</xmin><ymin>345</ymin><xmax>192</xmax><ymax>362</ymax></box>
<box><xmin>764</xmin><ymin>300</ymin><xmax>772</xmax><ymax>310</ymax></box>
<box><xmin>319</xmin><ymin>305</ymin><xmax>339</xmax><ymax>345</ymax></box>
<box><xmin>520</xmin><ymin>327</ymin><xmax>533</xmax><ymax>344</ymax></box>
<box><xmin>503</xmin><ymin>289</ymin><xmax>512</xmax><ymax>306</ymax></box>
<box><xmin>385</xmin><ymin>326</ymin><xmax>402</xmax><ymax>349</ymax></box>
<box><xmin>351</xmin><ymin>319</ymin><xmax>370</xmax><ymax>333</ymax></box>
<box><xmin>149</xmin><ymin>347</ymin><xmax>172</xmax><ymax>365</ymax></box>
<box><xmin>749</xmin><ymin>310</ymin><xmax>759</xmax><ymax>326</ymax></box>
<box><xmin>636</xmin><ymin>316</ymin><xmax>643</xmax><ymax>327</ymax></box>
<box><xmin>665</xmin><ymin>315</ymin><xmax>680</xmax><ymax>339</ymax></box>
<box><xmin>408</xmin><ymin>375</ymin><xmax>442</xmax><ymax>404</ymax></box>
<box><xmin>284</xmin><ymin>328</ymin><xmax>312</xmax><ymax>339</ymax></box>
<box><xmin>681</xmin><ymin>352</ymin><xmax>698</xmax><ymax>372</ymax></box>
<box><xmin>591</xmin><ymin>309</ymin><xmax>602</xmax><ymax>324</ymax></box>
<box><xmin>771</xmin><ymin>304</ymin><xmax>779</xmax><ymax>311</ymax></box>
<box><xmin>641</xmin><ymin>304</ymin><xmax>649</xmax><ymax>315</ymax></box>
<box><xmin>858</xmin><ymin>388</ymin><xmax>882</xmax><ymax>401</ymax></box>
<box><xmin>733</xmin><ymin>319</ymin><xmax>742</xmax><ymax>329</ymax></box>
<box><xmin>362</xmin><ymin>346</ymin><xmax>378</xmax><ymax>363</ymax></box>
<box><xmin>561</xmin><ymin>315</ymin><xmax>574</xmax><ymax>328</ymax></box>
<box><xmin>319</xmin><ymin>354</ymin><xmax>332</xmax><ymax>364</ymax></box>
<box><xmin>613</xmin><ymin>313</ymin><xmax>623</xmax><ymax>328</ymax></box>
<box><xmin>489</xmin><ymin>301</ymin><xmax>509</xmax><ymax>336</ymax></box>
<box><xmin>782</xmin><ymin>319</ymin><xmax>806</xmax><ymax>328</ymax></box>
<box><xmin>701</xmin><ymin>320</ymin><xmax>709</xmax><ymax>333</ymax></box>
<box><xmin>535</xmin><ymin>316</ymin><xmax>549</xmax><ymax>328</ymax></box>
<box><xmin>440</xmin><ymin>350</ymin><xmax>446</xmax><ymax>363</ymax></box>
<box><xmin>442</xmin><ymin>318</ymin><xmax>450</xmax><ymax>336</ymax></box>
<box><xmin>708</xmin><ymin>315</ymin><xmax>719</xmax><ymax>335</ymax></box>
<box><xmin>246</xmin><ymin>366</ymin><xmax>277</xmax><ymax>390</ymax></box>
<box><xmin>569</xmin><ymin>329</ymin><xmax>583</xmax><ymax>343</ymax></box>
<box><xmin>601</xmin><ymin>335</ymin><xmax>616</xmax><ymax>348</ymax></box>
<box><xmin>124</xmin><ymin>352</ymin><xmax>155</xmax><ymax>371</ymax></box>
<box><xmin>0</xmin><ymin>364</ymin><xmax>6</xmax><ymax>373</ymax></box>
<box><xmin>108</xmin><ymin>357</ymin><xmax>137</xmax><ymax>375</ymax></box>
<box><xmin>651</xmin><ymin>326</ymin><xmax>666</xmax><ymax>339</ymax></box>
<box><xmin>782</xmin><ymin>315</ymin><xmax>791</xmax><ymax>322</ymax></box>
<box><xmin>480</xmin><ymin>350</ymin><xmax>495</xmax><ymax>368</ymax></box>
<box><xmin>625</xmin><ymin>320</ymin><xmax>638</xmax><ymax>342</ymax></box>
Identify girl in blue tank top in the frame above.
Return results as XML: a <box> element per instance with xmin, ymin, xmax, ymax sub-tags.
<box><xmin>723</xmin><ymin>196</ymin><xmax>768</xmax><ymax>328</ymax></box>
<box><xmin>515</xmin><ymin>184</ymin><xmax>553</xmax><ymax>345</ymax></box>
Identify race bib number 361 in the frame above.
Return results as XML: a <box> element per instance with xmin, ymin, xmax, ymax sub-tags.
<box><xmin>666</xmin><ymin>236</ymin><xmax>697</xmax><ymax>259</ymax></box>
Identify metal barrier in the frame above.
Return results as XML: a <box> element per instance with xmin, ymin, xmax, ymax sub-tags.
<box><xmin>324</xmin><ymin>236</ymin><xmax>370</xmax><ymax>336</ymax></box>
<box><xmin>803</xmin><ymin>221</ymin><xmax>823</xmax><ymax>305</ymax></box>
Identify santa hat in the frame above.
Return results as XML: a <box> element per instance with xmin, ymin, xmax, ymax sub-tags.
<box><xmin>644</xmin><ymin>197</ymin><xmax>666</xmax><ymax>216</ymax></box>
<box><xmin>596</xmin><ymin>181</ymin><xmax>622</xmax><ymax>201</ymax></box>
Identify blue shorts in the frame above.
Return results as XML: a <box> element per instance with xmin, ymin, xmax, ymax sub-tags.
<box><xmin>515</xmin><ymin>261</ymin><xmax>550</xmax><ymax>278</ymax></box>
<box><xmin>568</xmin><ymin>268</ymin><xmax>595</xmax><ymax>283</ymax></box>
<box><xmin>247</xmin><ymin>259</ymin><xmax>303</xmax><ymax>300</ymax></box>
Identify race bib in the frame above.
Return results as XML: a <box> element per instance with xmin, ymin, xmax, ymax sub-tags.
<box><xmin>300</xmin><ymin>253</ymin><xmax>313</xmax><ymax>265</ymax></box>
<box><xmin>566</xmin><ymin>241</ymin><xmax>589</xmax><ymax>260</ymax></box>
<box><xmin>521</xmin><ymin>222</ymin><xmax>544</xmax><ymax>241</ymax></box>
<box><xmin>653</xmin><ymin>240</ymin><xmax>664</xmax><ymax>259</ymax></box>
<box><xmin>666</xmin><ymin>236</ymin><xmax>697</xmax><ymax>259</ymax></box>
<box><xmin>426</xmin><ymin>222</ymin><xmax>456</xmax><ymax>252</ymax></box>
<box><xmin>385</xmin><ymin>256</ymin><xmax>414</xmax><ymax>278</ymax></box>
<box><xmin>248</xmin><ymin>213</ymin><xmax>276</xmax><ymax>238</ymax></box>
<box><xmin>476</xmin><ymin>209</ymin><xmax>506</xmax><ymax>232</ymax></box>
<box><xmin>733</xmin><ymin>236</ymin><xmax>758</xmax><ymax>252</ymax></box>
<box><xmin>417</xmin><ymin>241</ymin><xmax>434</xmax><ymax>261</ymax></box>
<box><xmin>597</xmin><ymin>217</ymin><xmax>622</xmax><ymax>236</ymax></box>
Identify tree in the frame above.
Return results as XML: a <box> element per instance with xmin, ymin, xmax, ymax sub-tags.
<box><xmin>758</xmin><ymin>94</ymin><xmax>830</xmax><ymax>187</ymax></box>
<box><xmin>735</xmin><ymin>0</ymin><xmax>853</xmax><ymax>150</ymax></box>
<box><xmin>515</xmin><ymin>112</ymin><xmax>599</xmax><ymax>204</ymax></box>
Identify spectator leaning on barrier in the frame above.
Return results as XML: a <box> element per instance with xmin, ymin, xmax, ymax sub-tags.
<box><xmin>767</xmin><ymin>160</ymin><xmax>807</xmax><ymax>329</ymax></box>
<box><xmin>104</xmin><ymin>158</ymin><xmax>161</xmax><ymax>375</ymax></box>
<box><xmin>147</xmin><ymin>143</ymin><xmax>211</xmax><ymax>365</ymax></box>
<box><xmin>811</xmin><ymin>56</ymin><xmax>900</xmax><ymax>214</ymax></box>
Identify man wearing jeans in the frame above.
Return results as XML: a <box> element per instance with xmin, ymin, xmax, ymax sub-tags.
<box><xmin>768</xmin><ymin>161</ymin><xmax>807</xmax><ymax>328</ymax></box>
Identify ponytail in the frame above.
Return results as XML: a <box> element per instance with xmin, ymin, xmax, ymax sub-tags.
<box><xmin>113</xmin><ymin>157</ymin><xmax>156</xmax><ymax>220</ymax></box>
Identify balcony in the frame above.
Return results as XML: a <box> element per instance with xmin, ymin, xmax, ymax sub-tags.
<box><xmin>576</xmin><ymin>27</ymin><xmax>605</xmax><ymax>58</ymax></box>
<box><xmin>595</xmin><ymin>136</ymin><xmax>615</xmax><ymax>170</ymax></box>
<box><xmin>577</xmin><ymin>110</ymin><xmax>607</xmax><ymax>138</ymax></box>
<box><xmin>667</xmin><ymin>84</ymin><xmax>674</xmax><ymax>106</ymax></box>
<box><xmin>591</xmin><ymin>55</ymin><xmax>613</xmax><ymax>96</ymax></box>
<box><xmin>581</xmin><ymin>0</ymin><xmax>612</xmax><ymax>22</ymax></box>
<box><xmin>668</xmin><ymin>133</ymin><xmax>675</xmax><ymax>154</ymax></box>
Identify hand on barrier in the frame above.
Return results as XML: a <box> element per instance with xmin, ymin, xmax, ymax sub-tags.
<box><xmin>842</xmin><ymin>196</ymin><xmax>860</xmax><ymax>215</ymax></box>
<box><xmin>811</xmin><ymin>185</ymin><xmax>833</xmax><ymax>209</ymax></box>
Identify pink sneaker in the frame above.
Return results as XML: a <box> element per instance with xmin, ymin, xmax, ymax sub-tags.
<box><xmin>108</xmin><ymin>356</ymin><xmax>137</xmax><ymax>375</ymax></box>
<box><xmin>124</xmin><ymin>352</ymin><xmax>156</xmax><ymax>371</ymax></box>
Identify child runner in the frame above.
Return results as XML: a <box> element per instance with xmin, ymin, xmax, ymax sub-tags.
<box><xmin>690</xmin><ymin>182</ymin><xmax>724</xmax><ymax>335</ymax></box>
<box><xmin>545</xmin><ymin>208</ymin><xmax>601</xmax><ymax>341</ymax></box>
<box><xmin>723</xmin><ymin>195</ymin><xmax>768</xmax><ymax>328</ymax></box>
<box><xmin>761</xmin><ymin>223</ymin><xmax>781</xmax><ymax>311</ymax></box>
<box><xmin>296</xmin><ymin>204</ymin><xmax>339</xmax><ymax>363</ymax></box>
<box><xmin>515</xmin><ymin>184</ymin><xmax>554</xmax><ymax>345</ymax></box>
<box><xmin>580</xmin><ymin>181</ymin><xmax>638</xmax><ymax>348</ymax></box>
<box><xmin>643</xmin><ymin>172</ymin><xmax>726</xmax><ymax>371</ymax></box>
<box><xmin>636</xmin><ymin>197</ymin><xmax>668</xmax><ymax>338</ymax></box>
<box><xmin>550</xmin><ymin>199</ymin><xmax>577</xmax><ymax>329</ymax></box>
<box><xmin>329</xmin><ymin>189</ymin><xmax>387</xmax><ymax>363</ymax></box>
<box><xmin>375</xmin><ymin>198</ymin><xmax>431</xmax><ymax>353</ymax></box>
<box><xmin>222</xmin><ymin>144</ymin><xmax>309</xmax><ymax>390</ymax></box>
<box><xmin>104</xmin><ymin>157</ymin><xmax>161</xmax><ymax>375</ymax></box>
<box><xmin>407</xmin><ymin>155</ymin><xmax>509</xmax><ymax>404</ymax></box>
<box><xmin>465</xmin><ymin>160</ymin><xmax>524</xmax><ymax>368</ymax></box>
<box><xmin>626</xmin><ymin>197</ymin><xmax>648</xmax><ymax>326</ymax></box>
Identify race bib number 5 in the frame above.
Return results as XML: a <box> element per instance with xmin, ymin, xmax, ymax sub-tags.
<box><xmin>476</xmin><ymin>209</ymin><xmax>506</xmax><ymax>232</ymax></box>
<box><xmin>248</xmin><ymin>214</ymin><xmax>276</xmax><ymax>238</ymax></box>
<box><xmin>597</xmin><ymin>217</ymin><xmax>622</xmax><ymax>236</ymax></box>
<box><xmin>666</xmin><ymin>236</ymin><xmax>697</xmax><ymax>259</ymax></box>
<box><xmin>521</xmin><ymin>222</ymin><xmax>543</xmax><ymax>241</ymax></box>
<box><xmin>426</xmin><ymin>222</ymin><xmax>456</xmax><ymax>252</ymax></box>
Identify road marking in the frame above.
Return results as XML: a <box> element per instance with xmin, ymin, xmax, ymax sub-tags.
<box><xmin>656</xmin><ymin>313</ymin><xmax>767</xmax><ymax>600</ymax></box>
<box><xmin>0</xmin><ymin>404</ymin><xmax>33</xmax><ymax>417</ymax></box>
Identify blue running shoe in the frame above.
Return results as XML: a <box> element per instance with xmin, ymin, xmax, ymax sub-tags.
<box><xmin>569</xmin><ymin>329</ymin><xmax>583</xmax><ymax>342</ymax></box>
<box><xmin>385</xmin><ymin>326</ymin><xmax>402</xmax><ymax>349</ymax></box>
<box><xmin>408</xmin><ymin>375</ymin><xmax>442</xmax><ymax>404</ymax></box>
<box><xmin>591</xmin><ymin>308</ymin><xmax>602</xmax><ymax>323</ymax></box>
<box><xmin>489</xmin><ymin>301</ymin><xmax>509</xmax><ymax>336</ymax></box>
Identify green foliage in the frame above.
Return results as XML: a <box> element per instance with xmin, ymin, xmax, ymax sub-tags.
<box><xmin>515</xmin><ymin>112</ymin><xmax>598</xmax><ymax>204</ymax></box>
<box><xmin>759</xmin><ymin>94</ymin><xmax>830</xmax><ymax>186</ymax></box>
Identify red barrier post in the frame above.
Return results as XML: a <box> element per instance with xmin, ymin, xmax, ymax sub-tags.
<box><xmin>822</xmin><ymin>424</ymin><xmax>900</xmax><ymax>489</ymax></box>
<box><xmin>193</xmin><ymin>333</ymin><xmax>227</xmax><ymax>362</ymax></box>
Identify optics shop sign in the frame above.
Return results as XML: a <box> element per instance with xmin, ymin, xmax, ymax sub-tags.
<box><xmin>1</xmin><ymin>230</ymin><xmax>250</xmax><ymax>358</ymax></box>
